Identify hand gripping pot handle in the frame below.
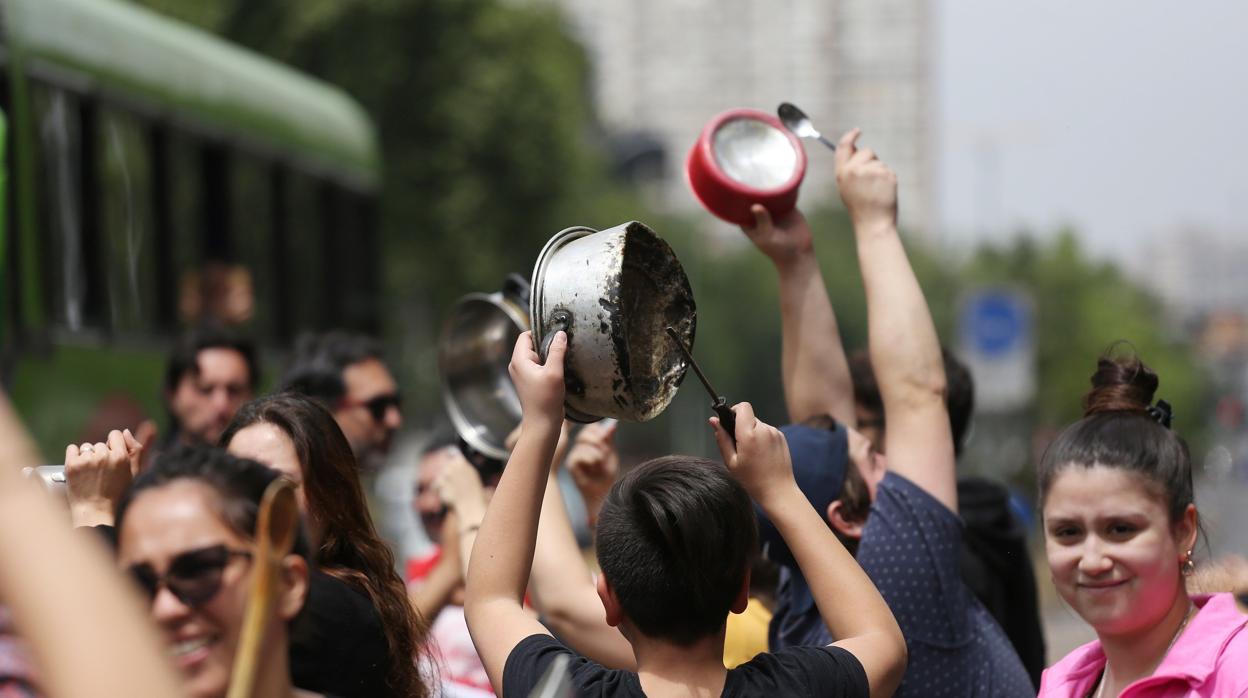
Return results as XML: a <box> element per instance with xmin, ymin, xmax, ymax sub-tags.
<box><xmin>538</xmin><ymin>309</ymin><xmax>572</xmax><ymax>363</ymax></box>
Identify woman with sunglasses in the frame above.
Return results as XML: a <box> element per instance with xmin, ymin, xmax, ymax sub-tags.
<box><xmin>1038</xmin><ymin>355</ymin><xmax>1248</xmax><ymax>697</ymax></box>
<box><xmin>221</xmin><ymin>393</ymin><xmax>427</xmax><ymax>698</ymax></box>
<box><xmin>114</xmin><ymin>446</ymin><xmax>316</xmax><ymax>698</ymax></box>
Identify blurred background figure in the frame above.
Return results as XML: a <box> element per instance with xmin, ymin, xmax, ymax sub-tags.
<box><xmin>162</xmin><ymin>325</ymin><xmax>258</xmax><ymax>450</ymax></box>
<box><xmin>221</xmin><ymin>393</ymin><xmax>428</xmax><ymax>698</ymax></box>
<box><xmin>849</xmin><ymin>348</ymin><xmax>1046</xmax><ymax>687</ymax></box>
<box><xmin>407</xmin><ymin>434</ymin><xmax>494</xmax><ymax>697</ymax></box>
<box><xmin>280</xmin><ymin>331</ymin><xmax>402</xmax><ymax>472</ymax></box>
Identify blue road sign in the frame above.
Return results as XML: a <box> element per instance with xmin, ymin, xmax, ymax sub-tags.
<box><xmin>961</xmin><ymin>291</ymin><xmax>1030</xmax><ymax>359</ymax></box>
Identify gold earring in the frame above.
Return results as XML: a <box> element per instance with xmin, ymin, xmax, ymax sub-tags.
<box><xmin>1182</xmin><ymin>549</ymin><xmax>1196</xmax><ymax>576</ymax></box>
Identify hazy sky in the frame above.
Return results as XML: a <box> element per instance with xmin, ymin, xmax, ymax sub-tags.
<box><xmin>936</xmin><ymin>1</ymin><xmax>1248</xmax><ymax>260</ymax></box>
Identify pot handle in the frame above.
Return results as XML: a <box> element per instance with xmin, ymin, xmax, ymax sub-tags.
<box><xmin>539</xmin><ymin>309</ymin><xmax>573</xmax><ymax>363</ymax></box>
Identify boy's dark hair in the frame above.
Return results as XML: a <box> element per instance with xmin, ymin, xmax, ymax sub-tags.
<box><xmin>849</xmin><ymin>347</ymin><xmax>975</xmax><ymax>456</ymax></box>
<box><xmin>279</xmin><ymin>330</ymin><xmax>384</xmax><ymax>405</ymax></box>
<box><xmin>595</xmin><ymin>456</ymin><xmax>757</xmax><ymax>646</ymax></box>
<box><xmin>163</xmin><ymin>324</ymin><xmax>259</xmax><ymax>394</ymax></box>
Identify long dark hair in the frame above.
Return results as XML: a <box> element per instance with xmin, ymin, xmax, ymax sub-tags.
<box><xmin>221</xmin><ymin>393</ymin><xmax>427</xmax><ymax>698</ymax></box>
<box><xmin>1039</xmin><ymin>354</ymin><xmax>1194</xmax><ymax>526</ymax></box>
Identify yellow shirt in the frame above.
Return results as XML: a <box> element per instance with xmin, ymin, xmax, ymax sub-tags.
<box><xmin>723</xmin><ymin>597</ymin><xmax>772</xmax><ymax>668</ymax></box>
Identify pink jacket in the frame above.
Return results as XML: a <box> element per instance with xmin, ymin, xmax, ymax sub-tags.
<box><xmin>1039</xmin><ymin>593</ymin><xmax>1248</xmax><ymax>697</ymax></box>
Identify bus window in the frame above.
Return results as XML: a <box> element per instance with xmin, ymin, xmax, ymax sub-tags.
<box><xmin>31</xmin><ymin>83</ymin><xmax>89</xmax><ymax>332</ymax></box>
<box><xmin>166</xmin><ymin>131</ymin><xmax>202</xmax><ymax>322</ymax></box>
<box><xmin>231</xmin><ymin>151</ymin><xmax>273</xmax><ymax>338</ymax></box>
<box><xmin>285</xmin><ymin>172</ymin><xmax>328</xmax><ymax>332</ymax></box>
<box><xmin>98</xmin><ymin>107</ymin><xmax>157</xmax><ymax>335</ymax></box>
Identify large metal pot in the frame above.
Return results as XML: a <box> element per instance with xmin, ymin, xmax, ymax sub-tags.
<box><xmin>530</xmin><ymin>221</ymin><xmax>695</xmax><ymax>423</ymax></box>
<box><xmin>438</xmin><ymin>275</ymin><xmax>530</xmax><ymax>461</ymax></box>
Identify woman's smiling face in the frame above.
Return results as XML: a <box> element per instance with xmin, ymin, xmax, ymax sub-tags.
<box><xmin>1043</xmin><ymin>464</ymin><xmax>1196</xmax><ymax>637</ymax></box>
<box><xmin>118</xmin><ymin>480</ymin><xmax>254</xmax><ymax>698</ymax></box>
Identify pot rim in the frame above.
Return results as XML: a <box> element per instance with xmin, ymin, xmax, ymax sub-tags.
<box><xmin>529</xmin><ymin>225</ymin><xmax>598</xmax><ymax>350</ymax></box>
<box><xmin>438</xmin><ymin>291</ymin><xmax>530</xmax><ymax>461</ymax></box>
<box><xmin>692</xmin><ymin>108</ymin><xmax>807</xmax><ymax>198</ymax></box>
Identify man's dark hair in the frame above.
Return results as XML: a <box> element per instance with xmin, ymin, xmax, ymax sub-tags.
<box><xmin>849</xmin><ymin>347</ymin><xmax>975</xmax><ymax>456</ymax></box>
<box><xmin>278</xmin><ymin>330</ymin><xmax>384</xmax><ymax>405</ymax></box>
<box><xmin>163</xmin><ymin>324</ymin><xmax>259</xmax><ymax>394</ymax></box>
<box><xmin>595</xmin><ymin>456</ymin><xmax>757</xmax><ymax>646</ymax></box>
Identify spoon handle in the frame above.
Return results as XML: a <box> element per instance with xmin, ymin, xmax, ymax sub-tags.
<box><xmin>815</xmin><ymin>134</ymin><xmax>837</xmax><ymax>152</ymax></box>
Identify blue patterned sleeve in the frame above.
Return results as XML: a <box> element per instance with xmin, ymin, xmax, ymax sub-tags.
<box><xmin>855</xmin><ymin>472</ymin><xmax>972</xmax><ymax>646</ymax></box>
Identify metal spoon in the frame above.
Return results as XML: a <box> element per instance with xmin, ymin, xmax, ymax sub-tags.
<box><xmin>665</xmin><ymin>327</ymin><xmax>736</xmax><ymax>444</ymax></box>
<box><xmin>778</xmin><ymin>102</ymin><xmax>836</xmax><ymax>151</ymax></box>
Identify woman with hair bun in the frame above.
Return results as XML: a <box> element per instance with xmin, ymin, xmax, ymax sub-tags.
<box><xmin>1038</xmin><ymin>355</ymin><xmax>1248</xmax><ymax>697</ymax></box>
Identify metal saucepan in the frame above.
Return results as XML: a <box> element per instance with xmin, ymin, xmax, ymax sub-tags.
<box><xmin>530</xmin><ymin>221</ymin><xmax>695</xmax><ymax>423</ymax></box>
<box><xmin>438</xmin><ymin>275</ymin><xmax>531</xmax><ymax>462</ymax></box>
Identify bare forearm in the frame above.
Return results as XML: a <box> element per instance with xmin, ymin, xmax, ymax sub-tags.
<box><xmin>0</xmin><ymin>484</ymin><xmax>183</xmax><ymax>698</ymax></box>
<box><xmin>465</xmin><ymin>418</ymin><xmax>560</xmax><ymax>611</ymax></box>
<box><xmin>763</xmin><ymin>485</ymin><xmax>898</xmax><ymax>642</ymax></box>
<box><xmin>855</xmin><ymin>223</ymin><xmax>943</xmax><ymax>402</ymax></box>
<box><xmin>855</xmin><ymin>221</ymin><xmax>956</xmax><ymax>508</ymax></box>
<box><xmin>531</xmin><ymin>472</ymin><xmax>636</xmax><ymax>669</ymax></box>
<box><xmin>409</xmin><ymin>558</ymin><xmax>460</xmax><ymax>620</ymax></box>
<box><xmin>776</xmin><ymin>254</ymin><xmax>856</xmax><ymax>426</ymax></box>
<box><xmin>763</xmin><ymin>484</ymin><xmax>905</xmax><ymax>696</ymax></box>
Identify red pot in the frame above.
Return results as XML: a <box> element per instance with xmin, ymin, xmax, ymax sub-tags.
<box><xmin>685</xmin><ymin>108</ymin><xmax>807</xmax><ymax>226</ymax></box>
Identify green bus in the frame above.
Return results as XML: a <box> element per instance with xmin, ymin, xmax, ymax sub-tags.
<box><xmin>1</xmin><ymin>0</ymin><xmax>383</xmax><ymax>456</ymax></box>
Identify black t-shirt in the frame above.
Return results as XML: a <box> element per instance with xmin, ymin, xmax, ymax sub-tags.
<box><xmin>290</xmin><ymin>569</ymin><xmax>393</xmax><ymax>697</ymax></box>
<box><xmin>503</xmin><ymin>634</ymin><xmax>869</xmax><ymax>697</ymax></box>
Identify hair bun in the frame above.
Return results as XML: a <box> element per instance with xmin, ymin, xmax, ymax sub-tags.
<box><xmin>1083</xmin><ymin>355</ymin><xmax>1159</xmax><ymax>417</ymax></box>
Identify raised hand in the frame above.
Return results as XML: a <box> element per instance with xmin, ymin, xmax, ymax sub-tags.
<box><xmin>835</xmin><ymin>128</ymin><xmax>898</xmax><ymax>232</ymax></box>
<box><xmin>65</xmin><ymin>429</ymin><xmax>140</xmax><ymax>527</ymax></box>
<box><xmin>435</xmin><ymin>450</ymin><xmax>488</xmax><ymax>526</ymax></box>
<box><xmin>710</xmin><ymin>402</ymin><xmax>795</xmax><ymax>508</ymax></box>
<box><xmin>565</xmin><ymin>419</ymin><xmax>619</xmax><ymax>525</ymax></box>
<box><xmin>508</xmin><ymin>330</ymin><xmax>567</xmax><ymax>428</ymax></box>
<box><xmin>740</xmin><ymin>204</ymin><xmax>814</xmax><ymax>268</ymax></box>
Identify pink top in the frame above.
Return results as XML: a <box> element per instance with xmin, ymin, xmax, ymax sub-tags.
<box><xmin>1039</xmin><ymin>593</ymin><xmax>1248</xmax><ymax>697</ymax></box>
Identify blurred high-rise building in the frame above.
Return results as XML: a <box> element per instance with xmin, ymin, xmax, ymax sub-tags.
<box><xmin>1136</xmin><ymin>228</ymin><xmax>1248</xmax><ymax>321</ymax></box>
<box><xmin>546</xmin><ymin>0</ymin><xmax>933</xmax><ymax>235</ymax></box>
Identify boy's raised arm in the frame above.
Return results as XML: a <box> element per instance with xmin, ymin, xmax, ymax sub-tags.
<box><xmin>528</xmin><ymin>426</ymin><xmax>636</xmax><ymax>669</ymax></box>
<box><xmin>837</xmin><ymin>129</ymin><xmax>957</xmax><ymax>512</ymax></box>
<box><xmin>463</xmin><ymin>330</ymin><xmax>567</xmax><ymax>693</ymax></box>
<box><xmin>741</xmin><ymin>206</ymin><xmax>857</xmax><ymax>427</ymax></box>
<box><xmin>712</xmin><ymin>405</ymin><xmax>905</xmax><ymax>698</ymax></box>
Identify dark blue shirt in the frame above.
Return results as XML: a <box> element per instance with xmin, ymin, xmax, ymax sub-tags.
<box><xmin>771</xmin><ymin>472</ymin><xmax>1034</xmax><ymax>697</ymax></box>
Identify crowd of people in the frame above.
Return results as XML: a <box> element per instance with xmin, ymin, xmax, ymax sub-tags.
<box><xmin>0</xmin><ymin>127</ymin><xmax>1245</xmax><ymax>697</ymax></box>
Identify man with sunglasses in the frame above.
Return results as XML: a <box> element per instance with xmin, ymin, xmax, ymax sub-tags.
<box><xmin>280</xmin><ymin>330</ymin><xmax>403</xmax><ymax>472</ymax></box>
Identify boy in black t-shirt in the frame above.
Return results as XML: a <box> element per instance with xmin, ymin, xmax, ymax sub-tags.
<box><xmin>462</xmin><ymin>329</ymin><xmax>907</xmax><ymax>697</ymax></box>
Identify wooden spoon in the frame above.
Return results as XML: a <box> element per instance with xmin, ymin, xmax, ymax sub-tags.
<box><xmin>227</xmin><ymin>478</ymin><xmax>300</xmax><ymax>698</ymax></box>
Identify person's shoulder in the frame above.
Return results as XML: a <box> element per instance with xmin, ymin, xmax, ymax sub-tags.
<box><xmin>306</xmin><ymin>569</ymin><xmax>381</xmax><ymax>622</ymax></box>
<box><xmin>731</xmin><ymin>646</ymin><xmax>869</xmax><ymax>697</ymax></box>
<box><xmin>1038</xmin><ymin>639</ymin><xmax>1104</xmax><ymax>696</ymax></box>
<box><xmin>872</xmin><ymin>471</ymin><xmax>962</xmax><ymax>524</ymax></box>
<box><xmin>504</xmin><ymin>634</ymin><xmax>642</xmax><ymax>697</ymax></box>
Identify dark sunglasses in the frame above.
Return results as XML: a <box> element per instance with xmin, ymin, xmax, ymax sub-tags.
<box><xmin>344</xmin><ymin>393</ymin><xmax>402</xmax><ymax>422</ymax></box>
<box><xmin>128</xmin><ymin>544</ymin><xmax>252</xmax><ymax>608</ymax></box>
